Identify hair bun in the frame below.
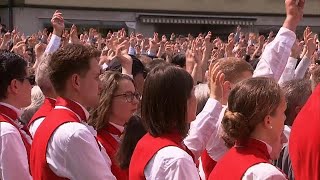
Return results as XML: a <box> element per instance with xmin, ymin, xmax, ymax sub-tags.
<box><xmin>222</xmin><ymin>110</ymin><xmax>251</xmax><ymax>143</ymax></box>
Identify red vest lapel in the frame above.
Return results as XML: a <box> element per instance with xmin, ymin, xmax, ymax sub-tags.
<box><xmin>28</xmin><ymin>97</ymin><xmax>56</xmax><ymax>128</ymax></box>
<box><xmin>0</xmin><ymin>104</ymin><xmax>32</xmax><ymax>156</ymax></box>
<box><xmin>97</xmin><ymin>123</ymin><xmax>128</xmax><ymax>180</ymax></box>
<box><xmin>129</xmin><ymin>132</ymin><xmax>196</xmax><ymax>180</ymax></box>
<box><xmin>55</xmin><ymin>97</ymin><xmax>87</xmax><ymax>122</ymax></box>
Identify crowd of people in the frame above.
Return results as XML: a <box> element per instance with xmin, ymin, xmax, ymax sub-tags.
<box><xmin>0</xmin><ymin>0</ymin><xmax>319</xmax><ymax>179</ymax></box>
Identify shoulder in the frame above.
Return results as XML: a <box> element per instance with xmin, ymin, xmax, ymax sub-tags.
<box><xmin>154</xmin><ymin>146</ymin><xmax>194</xmax><ymax>164</ymax></box>
<box><xmin>243</xmin><ymin>163</ymin><xmax>286</xmax><ymax>180</ymax></box>
<box><xmin>0</xmin><ymin>122</ymin><xmax>20</xmax><ymax>136</ymax></box>
<box><xmin>51</xmin><ymin>122</ymin><xmax>95</xmax><ymax>146</ymax></box>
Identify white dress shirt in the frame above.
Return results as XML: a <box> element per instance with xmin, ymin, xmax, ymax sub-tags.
<box><xmin>45</xmin><ymin>34</ymin><xmax>61</xmax><ymax>53</ymax></box>
<box><xmin>243</xmin><ymin>163</ymin><xmax>287</xmax><ymax>180</ymax></box>
<box><xmin>29</xmin><ymin>117</ymin><xmax>45</xmax><ymax>138</ymax></box>
<box><xmin>184</xmin><ymin>98</ymin><xmax>223</xmax><ymax>160</ymax></box>
<box><xmin>0</xmin><ymin>102</ymin><xmax>32</xmax><ymax>180</ymax></box>
<box><xmin>143</xmin><ymin>98</ymin><xmax>222</xmax><ymax>180</ymax></box>
<box><xmin>45</xmin><ymin>103</ymin><xmax>116</xmax><ymax>180</ymax></box>
<box><xmin>278</xmin><ymin>56</ymin><xmax>311</xmax><ymax>85</ymax></box>
<box><xmin>253</xmin><ymin>27</ymin><xmax>296</xmax><ymax>81</ymax></box>
<box><xmin>144</xmin><ymin>146</ymin><xmax>200</xmax><ymax>180</ymax></box>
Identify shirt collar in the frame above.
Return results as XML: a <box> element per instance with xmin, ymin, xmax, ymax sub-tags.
<box><xmin>109</xmin><ymin>122</ymin><xmax>125</xmax><ymax>133</ymax></box>
<box><xmin>0</xmin><ymin>102</ymin><xmax>24</xmax><ymax>118</ymax></box>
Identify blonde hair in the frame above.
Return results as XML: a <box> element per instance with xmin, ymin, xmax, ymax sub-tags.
<box><xmin>88</xmin><ymin>71</ymin><xmax>134</xmax><ymax>131</ymax></box>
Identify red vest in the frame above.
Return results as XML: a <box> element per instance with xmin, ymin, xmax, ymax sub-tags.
<box><xmin>30</xmin><ymin>97</ymin><xmax>87</xmax><ymax>180</ymax></box>
<box><xmin>28</xmin><ymin>97</ymin><xmax>56</xmax><ymax>129</ymax></box>
<box><xmin>129</xmin><ymin>132</ymin><xmax>195</xmax><ymax>180</ymax></box>
<box><xmin>289</xmin><ymin>84</ymin><xmax>320</xmax><ymax>180</ymax></box>
<box><xmin>97</xmin><ymin>123</ymin><xmax>128</xmax><ymax>180</ymax></box>
<box><xmin>201</xmin><ymin>150</ymin><xmax>217</xmax><ymax>180</ymax></box>
<box><xmin>0</xmin><ymin>104</ymin><xmax>32</xmax><ymax>158</ymax></box>
<box><xmin>209</xmin><ymin>139</ymin><xmax>271</xmax><ymax>180</ymax></box>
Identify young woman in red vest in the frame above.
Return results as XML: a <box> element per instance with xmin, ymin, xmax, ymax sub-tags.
<box><xmin>209</xmin><ymin>77</ymin><xmax>288</xmax><ymax>179</ymax></box>
<box><xmin>88</xmin><ymin>71</ymin><xmax>140</xmax><ymax>180</ymax></box>
<box><xmin>129</xmin><ymin>64</ymin><xmax>211</xmax><ymax>179</ymax></box>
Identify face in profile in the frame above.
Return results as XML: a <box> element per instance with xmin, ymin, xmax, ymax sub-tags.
<box><xmin>268</xmin><ymin>94</ymin><xmax>287</xmax><ymax>159</ymax></box>
<box><xmin>79</xmin><ymin>58</ymin><xmax>101</xmax><ymax>108</ymax></box>
<box><xmin>19</xmin><ymin>70</ymin><xmax>33</xmax><ymax>108</ymax></box>
<box><xmin>187</xmin><ymin>88</ymin><xmax>197</xmax><ymax>123</ymax></box>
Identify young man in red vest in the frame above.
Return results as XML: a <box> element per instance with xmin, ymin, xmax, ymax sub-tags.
<box><xmin>0</xmin><ymin>50</ymin><xmax>34</xmax><ymax>180</ymax></box>
<box><xmin>30</xmin><ymin>44</ymin><xmax>116</xmax><ymax>179</ymax></box>
<box><xmin>28</xmin><ymin>10</ymin><xmax>64</xmax><ymax>137</ymax></box>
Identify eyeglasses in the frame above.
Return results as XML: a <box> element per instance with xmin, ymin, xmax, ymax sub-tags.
<box><xmin>113</xmin><ymin>92</ymin><xmax>142</xmax><ymax>103</ymax></box>
<box><xmin>17</xmin><ymin>75</ymin><xmax>35</xmax><ymax>85</ymax></box>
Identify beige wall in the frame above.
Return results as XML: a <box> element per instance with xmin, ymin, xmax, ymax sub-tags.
<box><xmin>24</xmin><ymin>0</ymin><xmax>320</xmax><ymax>15</ymax></box>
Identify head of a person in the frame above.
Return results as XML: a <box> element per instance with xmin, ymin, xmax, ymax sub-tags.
<box><xmin>281</xmin><ymin>79</ymin><xmax>311</xmax><ymax>126</ymax></box>
<box><xmin>35</xmin><ymin>53</ymin><xmax>56</xmax><ymax>98</ymax></box>
<box><xmin>310</xmin><ymin>65</ymin><xmax>320</xmax><ymax>90</ymax></box>
<box><xmin>214</xmin><ymin>57</ymin><xmax>253</xmax><ymax>105</ymax></box>
<box><xmin>88</xmin><ymin>71</ymin><xmax>140</xmax><ymax>130</ymax></box>
<box><xmin>195</xmin><ymin>83</ymin><xmax>209</xmax><ymax>115</ymax></box>
<box><xmin>21</xmin><ymin>85</ymin><xmax>45</xmax><ymax>124</ymax></box>
<box><xmin>171</xmin><ymin>53</ymin><xmax>186</xmax><ymax>69</ymax></box>
<box><xmin>142</xmin><ymin>64</ymin><xmax>196</xmax><ymax>138</ymax></box>
<box><xmin>222</xmin><ymin>77</ymin><xmax>287</xmax><ymax>160</ymax></box>
<box><xmin>116</xmin><ymin>115</ymin><xmax>147</xmax><ymax>169</ymax></box>
<box><xmin>49</xmin><ymin>44</ymin><xmax>101</xmax><ymax>108</ymax></box>
<box><xmin>0</xmin><ymin>50</ymin><xmax>33</xmax><ymax>108</ymax></box>
<box><xmin>106</xmin><ymin>55</ymin><xmax>146</xmax><ymax>95</ymax></box>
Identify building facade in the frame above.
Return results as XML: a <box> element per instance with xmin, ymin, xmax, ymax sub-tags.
<box><xmin>1</xmin><ymin>0</ymin><xmax>320</xmax><ymax>37</ymax></box>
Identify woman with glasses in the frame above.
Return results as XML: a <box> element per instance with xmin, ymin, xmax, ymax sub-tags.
<box><xmin>88</xmin><ymin>71</ymin><xmax>140</xmax><ymax>180</ymax></box>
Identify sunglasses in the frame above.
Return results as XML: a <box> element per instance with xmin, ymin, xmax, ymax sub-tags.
<box><xmin>17</xmin><ymin>75</ymin><xmax>36</xmax><ymax>85</ymax></box>
<box><xmin>113</xmin><ymin>92</ymin><xmax>141</xmax><ymax>103</ymax></box>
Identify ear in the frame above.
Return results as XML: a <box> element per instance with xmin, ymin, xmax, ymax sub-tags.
<box><xmin>71</xmin><ymin>74</ymin><xmax>81</xmax><ymax>91</ymax></box>
<box><xmin>223</xmin><ymin>81</ymin><xmax>232</xmax><ymax>94</ymax></box>
<box><xmin>263</xmin><ymin>115</ymin><xmax>273</xmax><ymax>129</ymax></box>
<box><xmin>7</xmin><ymin>79</ymin><xmax>20</xmax><ymax>96</ymax></box>
<box><xmin>295</xmin><ymin>106</ymin><xmax>302</xmax><ymax>114</ymax></box>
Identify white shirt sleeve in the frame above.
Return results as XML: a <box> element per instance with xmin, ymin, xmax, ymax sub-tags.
<box><xmin>0</xmin><ymin>122</ymin><xmax>32</xmax><ymax>180</ymax></box>
<box><xmin>45</xmin><ymin>34</ymin><xmax>61</xmax><ymax>53</ymax></box>
<box><xmin>205</xmin><ymin>107</ymin><xmax>229</xmax><ymax>161</ymax></box>
<box><xmin>253</xmin><ymin>27</ymin><xmax>296</xmax><ymax>82</ymax></box>
<box><xmin>278</xmin><ymin>57</ymin><xmax>298</xmax><ymax>85</ymax></box>
<box><xmin>294</xmin><ymin>56</ymin><xmax>311</xmax><ymax>80</ymax></box>
<box><xmin>46</xmin><ymin>122</ymin><xmax>116</xmax><ymax>180</ymax></box>
<box><xmin>144</xmin><ymin>146</ymin><xmax>200</xmax><ymax>180</ymax></box>
<box><xmin>243</xmin><ymin>163</ymin><xmax>287</xmax><ymax>180</ymax></box>
<box><xmin>184</xmin><ymin>98</ymin><xmax>223</xmax><ymax>160</ymax></box>
<box><xmin>28</xmin><ymin>117</ymin><xmax>45</xmax><ymax>138</ymax></box>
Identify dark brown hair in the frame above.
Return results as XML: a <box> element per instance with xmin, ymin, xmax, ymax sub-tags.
<box><xmin>88</xmin><ymin>71</ymin><xmax>134</xmax><ymax>131</ymax></box>
<box><xmin>311</xmin><ymin>65</ymin><xmax>320</xmax><ymax>89</ymax></box>
<box><xmin>116</xmin><ymin>115</ymin><xmax>146</xmax><ymax>169</ymax></box>
<box><xmin>222</xmin><ymin>77</ymin><xmax>282</xmax><ymax>147</ymax></box>
<box><xmin>141</xmin><ymin>64</ymin><xmax>193</xmax><ymax>137</ymax></box>
<box><xmin>49</xmin><ymin>44</ymin><xmax>100</xmax><ymax>95</ymax></box>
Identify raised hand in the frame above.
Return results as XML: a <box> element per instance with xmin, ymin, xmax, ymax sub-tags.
<box><xmin>208</xmin><ymin>62</ymin><xmax>225</xmax><ymax>102</ymax></box>
<box><xmin>51</xmin><ymin>10</ymin><xmax>65</xmax><ymax>37</ymax></box>
<box><xmin>69</xmin><ymin>24</ymin><xmax>81</xmax><ymax>45</ymax></box>
<box><xmin>283</xmin><ymin>0</ymin><xmax>305</xmax><ymax>32</ymax></box>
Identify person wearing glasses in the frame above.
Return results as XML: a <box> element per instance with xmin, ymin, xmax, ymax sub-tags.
<box><xmin>0</xmin><ymin>50</ymin><xmax>34</xmax><ymax>180</ymax></box>
<box><xmin>88</xmin><ymin>71</ymin><xmax>140</xmax><ymax>180</ymax></box>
